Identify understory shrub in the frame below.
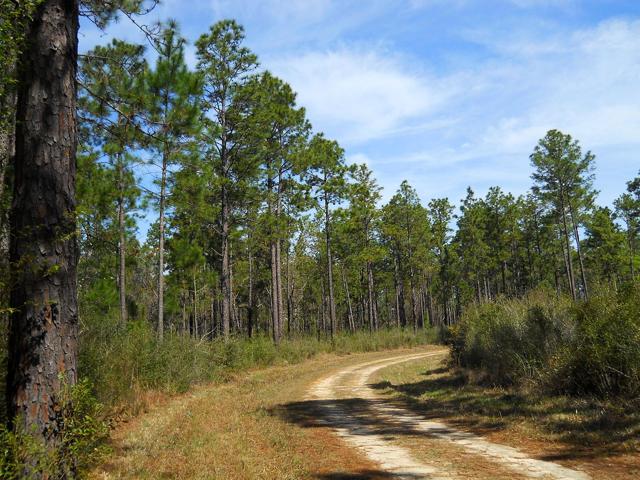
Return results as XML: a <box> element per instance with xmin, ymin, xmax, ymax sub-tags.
<box><xmin>0</xmin><ymin>379</ymin><xmax>108</xmax><ymax>479</ymax></box>
<box><xmin>79</xmin><ymin>312</ymin><xmax>438</xmax><ymax>411</ymax></box>
<box><xmin>449</xmin><ymin>284</ymin><xmax>640</xmax><ymax>397</ymax></box>
<box><xmin>552</xmin><ymin>284</ymin><xmax>640</xmax><ymax>396</ymax></box>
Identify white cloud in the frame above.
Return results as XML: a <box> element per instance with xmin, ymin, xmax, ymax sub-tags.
<box><xmin>476</xmin><ymin>19</ymin><xmax>640</xmax><ymax>152</ymax></box>
<box><xmin>269</xmin><ymin>48</ymin><xmax>456</xmax><ymax>144</ymax></box>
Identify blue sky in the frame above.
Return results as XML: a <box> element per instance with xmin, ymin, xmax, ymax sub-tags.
<box><xmin>80</xmin><ymin>0</ymin><xmax>640</xmax><ymax>216</ymax></box>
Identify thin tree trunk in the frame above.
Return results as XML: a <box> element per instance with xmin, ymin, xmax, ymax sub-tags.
<box><xmin>7</xmin><ymin>0</ymin><xmax>79</xmax><ymax>451</ymax></box>
<box><xmin>393</xmin><ymin>252</ymin><xmax>406</xmax><ymax>327</ymax></box>
<box><xmin>568</xmin><ymin>200</ymin><xmax>589</xmax><ymax>299</ymax></box>
<box><xmin>323</xmin><ymin>189</ymin><xmax>337</xmax><ymax>340</ymax></box>
<box><xmin>341</xmin><ymin>262</ymin><xmax>355</xmax><ymax>332</ymax></box>
<box><xmin>321</xmin><ymin>278</ymin><xmax>327</xmax><ymax>336</ymax></box>
<box><xmin>157</xmin><ymin>148</ymin><xmax>167</xmax><ymax>340</ymax></box>
<box><xmin>270</xmin><ymin>240</ymin><xmax>280</xmax><ymax>344</ymax></box>
<box><xmin>116</xmin><ymin>155</ymin><xmax>128</xmax><ymax>323</ymax></box>
<box><xmin>286</xmin><ymin>243</ymin><xmax>293</xmax><ymax>336</ymax></box>
<box><xmin>221</xmin><ymin>197</ymin><xmax>231</xmax><ymax>338</ymax></box>
<box><xmin>559</xmin><ymin>197</ymin><xmax>577</xmax><ymax>301</ymax></box>
<box><xmin>276</xmin><ymin>239</ymin><xmax>284</xmax><ymax>340</ymax></box>
<box><xmin>367</xmin><ymin>261</ymin><xmax>377</xmax><ymax>331</ymax></box>
<box><xmin>193</xmin><ymin>272</ymin><xmax>198</xmax><ymax>338</ymax></box>
<box><xmin>630</xmin><ymin>238</ymin><xmax>636</xmax><ymax>280</ymax></box>
<box><xmin>181</xmin><ymin>293</ymin><xmax>187</xmax><ymax>335</ymax></box>
<box><xmin>247</xmin><ymin>245</ymin><xmax>254</xmax><ymax>338</ymax></box>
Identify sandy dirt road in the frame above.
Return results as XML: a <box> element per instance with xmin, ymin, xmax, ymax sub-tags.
<box><xmin>306</xmin><ymin>350</ymin><xmax>592</xmax><ymax>480</ymax></box>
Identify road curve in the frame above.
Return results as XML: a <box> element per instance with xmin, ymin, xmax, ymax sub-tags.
<box><xmin>307</xmin><ymin>350</ymin><xmax>591</xmax><ymax>480</ymax></box>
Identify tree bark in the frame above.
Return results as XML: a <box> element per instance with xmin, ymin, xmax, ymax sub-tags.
<box><xmin>559</xmin><ymin>194</ymin><xmax>577</xmax><ymax>301</ymax></box>
<box><xmin>393</xmin><ymin>252</ymin><xmax>406</xmax><ymax>327</ymax></box>
<box><xmin>286</xmin><ymin>242</ymin><xmax>292</xmax><ymax>335</ymax></box>
<box><xmin>220</xmin><ymin>192</ymin><xmax>231</xmax><ymax>338</ymax></box>
<box><xmin>7</xmin><ymin>0</ymin><xmax>79</xmax><ymax>449</ymax></box>
<box><xmin>193</xmin><ymin>272</ymin><xmax>198</xmax><ymax>338</ymax></box>
<box><xmin>341</xmin><ymin>262</ymin><xmax>355</xmax><ymax>332</ymax></box>
<box><xmin>247</xmin><ymin>245</ymin><xmax>254</xmax><ymax>338</ymax></box>
<box><xmin>270</xmin><ymin>239</ymin><xmax>280</xmax><ymax>344</ymax></box>
<box><xmin>157</xmin><ymin>147</ymin><xmax>167</xmax><ymax>340</ymax></box>
<box><xmin>276</xmin><ymin>238</ymin><xmax>284</xmax><ymax>338</ymax></box>
<box><xmin>367</xmin><ymin>261</ymin><xmax>377</xmax><ymax>331</ymax></box>
<box><xmin>568</xmin><ymin>200</ymin><xmax>589</xmax><ymax>299</ymax></box>
<box><xmin>117</xmin><ymin>157</ymin><xmax>127</xmax><ymax>323</ymax></box>
<box><xmin>323</xmin><ymin>189</ymin><xmax>337</xmax><ymax>340</ymax></box>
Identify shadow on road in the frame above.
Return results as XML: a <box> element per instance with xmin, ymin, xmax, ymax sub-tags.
<box><xmin>314</xmin><ymin>470</ymin><xmax>420</xmax><ymax>479</ymax></box>
<box><xmin>367</xmin><ymin>365</ymin><xmax>640</xmax><ymax>459</ymax></box>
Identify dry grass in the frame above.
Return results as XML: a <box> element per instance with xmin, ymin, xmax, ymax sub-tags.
<box><xmin>90</xmin><ymin>348</ymin><xmax>434</xmax><ymax>480</ymax></box>
<box><xmin>371</xmin><ymin>355</ymin><xmax>640</xmax><ymax>480</ymax></box>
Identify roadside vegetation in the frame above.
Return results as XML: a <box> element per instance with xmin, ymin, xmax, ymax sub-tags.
<box><xmin>372</xmin><ymin>349</ymin><xmax>640</xmax><ymax>479</ymax></box>
<box><xmin>1</xmin><ymin>1</ymin><xmax>639</xmax><ymax>478</ymax></box>
<box><xmin>447</xmin><ymin>284</ymin><xmax>640</xmax><ymax>397</ymax></box>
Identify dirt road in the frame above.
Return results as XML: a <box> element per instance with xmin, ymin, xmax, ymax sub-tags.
<box><xmin>306</xmin><ymin>350</ymin><xmax>591</xmax><ymax>480</ymax></box>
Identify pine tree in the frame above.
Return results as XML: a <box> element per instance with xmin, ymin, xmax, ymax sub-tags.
<box><xmin>238</xmin><ymin>72</ymin><xmax>310</xmax><ymax>344</ymax></box>
<box><xmin>195</xmin><ymin>20</ymin><xmax>258</xmax><ymax>339</ymax></box>
<box><xmin>530</xmin><ymin>129</ymin><xmax>596</xmax><ymax>300</ymax></box>
<box><xmin>305</xmin><ymin>134</ymin><xmax>348</xmax><ymax>340</ymax></box>
<box><xmin>79</xmin><ymin>39</ymin><xmax>147</xmax><ymax>323</ymax></box>
<box><xmin>584</xmin><ymin>207</ymin><xmax>626</xmax><ymax>288</ymax></box>
<box><xmin>145</xmin><ymin>21</ymin><xmax>202</xmax><ymax>339</ymax></box>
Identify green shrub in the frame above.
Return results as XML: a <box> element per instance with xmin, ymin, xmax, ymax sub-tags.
<box><xmin>552</xmin><ymin>284</ymin><xmax>640</xmax><ymax>396</ymax></box>
<box><xmin>453</xmin><ymin>284</ymin><xmax>640</xmax><ymax>397</ymax></box>
<box><xmin>78</xmin><ymin>312</ymin><xmax>438</xmax><ymax>412</ymax></box>
<box><xmin>454</xmin><ymin>289</ymin><xmax>574</xmax><ymax>384</ymax></box>
<box><xmin>0</xmin><ymin>378</ymin><xmax>108</xmax><ymax>479</ymax></box>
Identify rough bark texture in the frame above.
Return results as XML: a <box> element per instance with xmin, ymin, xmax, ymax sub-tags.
<box><xmin>7</xmin><ymin>0</ymin><xmax>79</xmax><ymax>446</ymax></box>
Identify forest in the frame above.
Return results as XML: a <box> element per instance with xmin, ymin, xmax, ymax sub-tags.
<box><xmin>1</xmin><ymin>1</ymin><xmax>639</xmax><ymax>479</ymax></box>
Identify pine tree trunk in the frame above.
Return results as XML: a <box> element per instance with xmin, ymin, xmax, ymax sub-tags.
<box><xmin>193</xmin><ymin>272</ymin><xmax>198</xmax><ymax>338</ymax></box>
<box><xmin>274</xmin><ymin>174</ymin><xmax>285</xmax><ymax>342</ymax></box>
<box><xmin>221</xmin><ymin>195</ymin><xmax>231</xmax><ymax>338</ymax></box>
<box><xmin>559</xmin><ymin>195</ymin><xmax>577</xmax><ymax>301</ymax></box>
<box><xmin>630</xmin><ymin>236</ymin><xmax>635</xmax><ymax>280</ymax></box>
<box><xmin>7</xmin><ymin>0</ymin><xmax>79</xmax><ymax>449</ymax></box>
<box><xmin>393</xmin><ymin>252</ymin><xmax>406</xmax><ymax>327</ymax></box>
<box><xmin>117</xmin><ymin>157</ymin><xmax>127</xmax><ymax>323</ymax></box>
<box><xmin>568</xmin><ymin>200</ymin><xmax>589</xmax><ymax>299</ymax></box>
<box><xmin>157</xmin><ymin>150</ymin><xmax>167</xmax><ymax>340</ymax></box>
<box><xmin>324</xmin><ymin>190</ymin><xmax>337</xmax><ymax>340</ymax></box>
<box><xmin>286</xmin><ymin>244</ymin><xmax>292</xmax><ymax>335</ymax></box>
<box><xmin>270</xmin><ymin>240</ymin><xmax>280</xmax><ymax>344</ymax></box>
<box><xmin>367</xmin><ymin>261</ymin><xmax>377</xmax><ymax>331</ymax></box>
<box><xmin>247</xmin><ymin>246</ymin><xmax>254</xmax><ymax>338</ymax></box>
<box><xmin>341</xmin><ymin>262</ymin><xmax>355</xmax><ymax>332</ymax></box>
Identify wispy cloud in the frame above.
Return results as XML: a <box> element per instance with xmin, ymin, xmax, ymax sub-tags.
<box><xmin>269</xmin><ymin>48</ymin><xmax>458</xmax><ymax>144</ymax></box>
<box><xmin>78</xmin><ymin>1</ymin><xmax>640</xmax><ymax>211</ymax></box>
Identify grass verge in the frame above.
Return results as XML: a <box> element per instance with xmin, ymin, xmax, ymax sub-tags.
<box><xmin>91</xmin><ymin>348</ymin><xmax>436</xmax><ymax>480</ymax></box>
